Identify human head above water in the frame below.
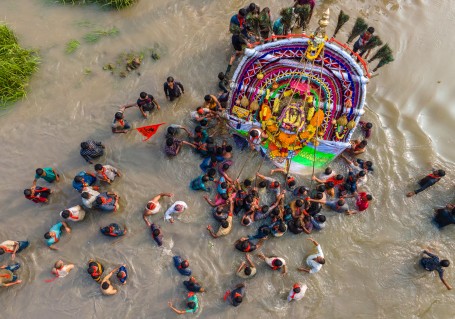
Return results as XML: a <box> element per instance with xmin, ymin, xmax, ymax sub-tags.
<box><xmin>139</xmin><ymin>92</ymin><xmax>147</xmax><ymax>99</ymax></box>
<box><xmin>167</xmin><ymin>76</ymin><xmax>174</xmax><ymax>83</ymax></box>
<box><xmin>94</xmin><ymin>163</ymin><xmax>103</xmax><ymax>171</ymax></box>
<box><xmin>36</xmin><ymin>168</ymin><xmax>44</xmax><ymax>176</ymax></box>
<box><xmin>324</xmin><ymin>167</ymin><xmax>332</xmax><ymax>175</ymax></box>
<box><xmin>61</xmin><ymin>210</ymin><xmax>71</xmax><ymax>219</ymax></box>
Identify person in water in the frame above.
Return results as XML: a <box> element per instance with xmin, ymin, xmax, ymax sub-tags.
<box><xmin>168</xmin><ymin>292</ymin><xmax>199</xmax><ymax>314</ymax></box>
<box><xmin>433</xmin><ymin>204</ymin><xmax>455</xmax><ymax>228</ymax></box>
<box><xmin>358</xmin><ymin>121</ymin><xmax>373</xmax><ymax>139</ymax></box>
<box><xmin>100</xmin><ymin>223</ymin><xmax>127</xmax><ymax>237</ymax></box>
<box><xmin>235</xmin><ymin>237</ymin><xmax>265</xmax><ymax>252</ymax></box>
<box><xmin>143</xmin><ymin>193</ymin><xmax>173</xmax><ymax>226</ymax></box>
<box><xmin>72</xmin><ymin>171</ymin><xmax>98</xmax><ymax>192</ymax></box>
<box><xmin>100</xmin><ymin>267</ymin><xmax>120</xmax><ymax>296</ymax></box>
<box><xmin>190</xmin><ymin>174</ymin><xmax>211</xmax><ymax>192</ymax></box>
<box><xmin>163</xmin><ymin>76</ymin><xmax>184</xmax><ymax>101</ymax></box>
<box><xmin>81</xmin><ymin>187</ymin><xmax>100</xmax><ymax>209</ymax></box>
<box><xmin>111</xmin><ymin>111</ymin><xmax>131</xmax><ymax>134</ymax></box>
<box><xmin>44</xmin><ymin>221</ymin><xmax>71</xmax><ymax>250</ymax></box>
<box><xmin>0</xmin><ymin>240</ymin><xmax>29</xmax><ymax>261</ymax></box>
<box><xmin>33</xmin><ymin>167</ymin><xmax>59</xmax><ymax>184</ymax></box>
<box><xmin>51</xmin><ymin>260</ymin><xmax>74</xmax><ymax>278</ymax></box>
<box><xmin>94</xmin><ymin>192</ymin><xmax>119</xmax><ymax>212</ymax></box>
<box><xmin>353</xmin><ymin>27</ymin><xmax>375</xmax><ymax>54</ymax></box>
<box><xmin>94</xmin><ymin>164</ymin><xmax>121</xmax><ymax>184</ymax></box>
<box><xmin>124</xmin><ymin>91</ymin><xmax>161</xmax><ymax>118</ymax></box>
<box><xmin>150</xmin><ymin>223</ymin><xmax>163</xmax><ymax>246</ymax></box>
<box><xmin>80</xmin><ymin>140</ymin><xmax>105</xmax><ymax>164</ymax></box>
<box><xmin>298</xmin><ymin>238</ymin><xmax>325</xmax><ymax>274</ymax></box>
<box><xmin>207</xmin><ymin>200</ymin><xmax>234</xmax><ymax>238</ymax></box>
<box><xmin>287</xmin><ymin>283</ymin><xmax>307</xmax><ymax>302</ymax></box>
<box><xmin>173</xmin><ymin>256</ymin><xmax>192</xmax><ymax>276</ymax></box>
<box><xmin>60</xmin><ymin>205</ymin><xmax>86</xmax><ymax>222</ymax></box>
<box><xmin>164</xmin><ymin>201</ymin><xmax>188</xmax><ymax>223</ymax></box>
<box><xmin>24</xmin><ymin>185</ymin><xmax>52</xmax><ymax>203</ymax></box>
<box><xmin>116</xmin><ymin>264</ymin><xmax>128</xmax><ymax>285</ymax></box>
<box><xmin>0</xmin><ymin>263</ymin><xmax>22</xmax><ymax>287</ymax></box>
<box><xmin>420</xmin><ymin>249</ymin><xmax>452</xmax><ymax>290</ymax></box>
<box><xmin>348</xmin><ymin>139</ymin><xmax>368</xmax><ymax>156</ymax></box>
<box><xmin>257</xmin><ymin>253</ymin><xmax>287</xmax><ymax>274</ymax></box>
<box><xmin>406</xmin><ymin>169</ymin><xmax>445</xmax><ymax>197</ymax></box>
<box><xmin>236</xmin><ymin>253</ymin><xmax>257</xmax><ymax>279</ymax></box>
<box><xmin>87</xmin><ymin>259</ymin><xmax>104</xmax><ymax>283</ymax></box>
<box><xmin>183</xmin><ymin>276</ymin><xmax>205</xmax><ymax>293</ymax></box>
<box><xmin>225</xmin><ymin>283</ymin><xmax>246</xmax><ymax>307</ymax></box>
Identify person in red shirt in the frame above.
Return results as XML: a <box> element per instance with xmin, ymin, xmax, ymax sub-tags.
<box><xmin>345</xmin><ymin>192</ymin><xmax>373</xmax><ymax>215</ymax></box>
<box><xmin>24</xmin><ymin>186</ymin><xmax>52</xmax><ymax>203</ymax></box>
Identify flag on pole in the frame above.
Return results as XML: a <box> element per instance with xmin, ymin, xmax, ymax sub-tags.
<box><xmin>136</xmin><ymin>123</ymin><xmax>165</xmax><ymax>141</ymax></box>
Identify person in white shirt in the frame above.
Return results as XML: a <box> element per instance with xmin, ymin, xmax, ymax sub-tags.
<box><xmin>143</xmin><ymin>193</ymin><xmax>173</xmax><ymax>226</ymax></box>
<box><xmin>287</xmin><ymin>283</ymin><xmax>307</xmax><ymax>302</ymax></box>
<box><xmin>94</xmin><ymin>164</ymin><xmax>121</xmax><ymax>184</ymax></box>
<box><xmin>51</xmin><ymin>260</ymin><xmax>74</xmax><ymax>278</ymax></box>
<box><xmin>258</xmin><ymin>253</ymin><xmax>287</xmax><ymax>274</ymax></box>
<box><xmin>298</xmin><ymin>238</ymin><xmax>325</xmax><ymax>274</ymax></box>
<box><xmin>60</xmin><ymin>205</ymin><xmax>86</xmax><ymax>222</ymax></box>
<box><xmin>318</xmin><ymin>167</ymin><xmax>336</xmax><ymax>181</ymax></box>
<box><xmin>81</xmin><ymin>187</ymin><xmax>100</xmax><ymax>209</ymax></box>
<box><xmin>164</xmin><ymin>201</ymin><xmax>188</xmax><ymax>223</ymax></box>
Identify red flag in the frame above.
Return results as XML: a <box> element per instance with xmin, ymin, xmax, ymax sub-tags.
<box><xmin>136</xmin><ymin>123</ymin><xmax>165</xmax><ymax>141</ymax></box>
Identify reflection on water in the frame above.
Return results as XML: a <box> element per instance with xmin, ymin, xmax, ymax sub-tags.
<box><xmin>0</xmin><ymin>0</ymin><xmax>454</xmax><ymax>318</ymax></box>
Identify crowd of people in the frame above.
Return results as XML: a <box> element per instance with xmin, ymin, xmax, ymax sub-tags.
<box><xmin>1</xmin><ymin>2</ymin><xmax>453</xmax><ymax>315</ymax></box>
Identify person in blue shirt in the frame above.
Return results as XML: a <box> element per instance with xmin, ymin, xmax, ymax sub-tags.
<box><xmin>168</xmin><ymin>292</ymin><xmax>199</xmax><ymax>314</ymax></box>
<box><xmin>44</xmin><ymin>221</ymin><xmax>71</xmax><ymax>250</ymax></box>
<box><xmin>230</xmin><ymin>9</ymin><xmax>247</xmax><ymax>34</ymax></box>
<box><xmin>190</xmin><ymin>175</ymin><xmax>211</xmax><ymax>192</ymax></box>
<box><xmin>72</xmin><ymin>171</ymin><xmax>98</xmax><ymax>192</ymax></box>
<box><xmin>100</xmin><ymin>223</ymin><xmax>127</xmax><ymax>237</ymax></box>
<box><xmin>420</xmin><ymin>249</ymin><xmax>452</xmax><ymax>290</ymax></box>
<box><xmin>173</xmin><ymin>256</ymin><xmax>191</xmax><ymax>276</ymax></box>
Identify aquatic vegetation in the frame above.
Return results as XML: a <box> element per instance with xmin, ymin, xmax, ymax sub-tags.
<box><xmin>65</xmin><ymin>39</ymin><xmax>80</xmax><ymax>54</ymax></box>
<box><xmin>0</xmin><ymin>24</ymin><xmax>39</xmax><ymax>108</ymax></box>
<box><xmin>103</xmin><ymin>48</ymin><xmax>161</xmax><ymax>78</ymax></box>
<box><xmin>83</xmin><ymin>27</ymin><xmax>119</xmax><ymax>43</ymax></box>
<box><xmin>55</xmin><ymin>0</ymin><xmax>137</xmax><ymax>10</ymax></box>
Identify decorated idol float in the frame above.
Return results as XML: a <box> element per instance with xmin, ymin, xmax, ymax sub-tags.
<box><xmin>227</xmin><ymin>9</ymin><xmax>372</xmax><ymax>174</ymax></box>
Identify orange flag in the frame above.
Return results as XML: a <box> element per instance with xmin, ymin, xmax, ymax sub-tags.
<box><xmin>136</xmin><ymin>123</ymin><xmax>165</xmax><ymax>141</ymax></box>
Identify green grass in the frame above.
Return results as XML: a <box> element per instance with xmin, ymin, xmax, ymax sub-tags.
<box><xmin>65</xmin><ymin>39</ymin><xmax>80</xmax><ymax>54</ymax></box>
<box><xmin>55</xmin><ymin>0</ymin><xmax>137</xmax><ymax>10</ymax></box>
<box><xmin>0</xmin><ymin>24</ymin><xmax>39</xmax><ymax>108</ymax></box>
<box><xmin>83</xmin><ymin>27</ymin><xmax>119</xmax><ymax>43</ymax></box>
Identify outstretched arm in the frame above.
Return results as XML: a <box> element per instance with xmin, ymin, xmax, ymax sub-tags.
<box><xmin>441</xmin><ymin>277</ymin><xmax>452</xmax><ymax>290</ymax></box>
<box><xmin>168</xmin><ymin>302</ymin><xmax>185</xmax><ymax>315</ymax></box>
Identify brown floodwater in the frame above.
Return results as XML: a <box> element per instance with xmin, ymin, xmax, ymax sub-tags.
<box><xmin>1</xmin><ymin>0</ymin><xmax>455</xmax><ymax>318</ymax></box>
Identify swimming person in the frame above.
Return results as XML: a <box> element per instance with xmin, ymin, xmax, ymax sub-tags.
<box><xmin>168</xmin><ymin>292</ymin><xmax>199</xmax><ymax>314</ymax></box>
<box><xmin>51</xmin><ymin>260</ymin><xmax>74</xmax><ymax>278</ymax></box>
<box><xmin>111</xmin><ymin>111</ymin><xmax>131</xmax><ymax>134</ymax></box>
<box><xmin>420</xmin><ymin>249</ymin><xmax>452</xmax><ymax>290</ymax></box>
<box><xmin>24</xmin><ymin>186</ymin><xmax>52</xmax><ymax>204</ymax></box>
<box><xmin>183</xmin><ymin>276</ymin><xmax>205</xmax><ymax>293</ymax></box>
<box><xmin>87</xmin><ymin>259</ymin><xmax>104</xmax><ymax>283</ymax></box>
<box><xmin>164</xmin><ymin>201</ymin><xmax>188</xmax><ymax>223</ymax></box>
<box><xmin>94</xmin><ymin>164</ymin><xmax>121</xmax><ymax>184</ymax></box>
<box><xmin>117</xmin><ymin>264</ymin><xmax>128</xmax><ymax>285</ymax></box>
<box><xmin>33</xmin><ymin>167</ymin><xmax>59</xmax><ymax>184</ymax></box>
<box><xmin>0</xmin><ymin>263</ymin><xmax>22</xmax><ymax>287</ymax></box>
<box><xmin>257</xmin><ymin>252</ymin><xmax>287</xmax><ymax>274</ymax></box>
<box><xmin>433</xmin><ymin>205</ymin><xmax>455</xmax><ymax>228</ymax></box>
<box><xmin>298</xmin><ymin>238</ymin><xmax>325</xmax><ymax>274</ymax></box>
<box><xmin>44</xmin><ymin>221</ymin><xmax>71</xmax><ymax>250</ymax></box>
<box><xmin>407</xmin><ymin>169</ymin><xmax>446</xmax><ymax>197</ymax></box>
<box><xmin>358</xmin><ymin>121</ymin><xmax>373</xmax><ymax>139</ymax></box>
<box><xmin>236</xmin><ymin>253</ymin><xmax>257</xmax><ymax>279</ymax></box>
<box><xmin>0</xmin><ymin>240</ymin><xmax>29</xmax><ymax>261</ymax></box>
<box><xmin>287</xmin><ymin>283</ymin><xmax>307</xmax><ymax>302</ymax></box>
<box><xmin>173</xmin><ymin>256</ymin><xmax>192</xmax><ymax>276</ymax></box>
<box><xmin>100</xmin><ymin>223</ymin><xmax>127</xmax><ymax>237</ymax></box>
<box><xmin>235</xmin><ymin>237</ymin><xmax>265</xmax><ymax>252</ymax></box>
<box><xmin>190</xmin><ymin>175</ymin><xmax>211</xmax><ymax>192</ymax></box>
<box><xmin>100</xmin><ymin>267</ymin><xmax>120</xmax><ymax>296</ymax></box>
<box><xmin>80</xmin><ymin>140</ymin><xmax>105</xmax><ymax>164</ymax></box>
<box><xmin>143</xmin><ymin>193</ymin><xmax>173</xmax><ymax>226</ymax></box>
<box><xmin>164</xmin><ymin>77</ymin><xmax>184</xmax><ymax>101</ymax></box>
<box><xmin>59</xmin><ymin>205</ymin><xmax>86</xmax><ymax>222</ymax></box>
<box><xmin>151</xmin><ymin>224</ymin><xmax>163</xmax><ymax>246</ymax></box>
<box><xmin>225</xmin><ymin>283</ymin><xmax>246</xmax><ymax>307</ymax></box>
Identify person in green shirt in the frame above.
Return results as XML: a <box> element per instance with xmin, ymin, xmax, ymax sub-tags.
<box><xmin>34</xmin><ymin>167</ymin><xmax>59</xmax><ymax>184</ymax></box>
<box><xmin>168</xmin><ymin>292</ymin><xmax>199</xmax><ymax>314</ymax></box>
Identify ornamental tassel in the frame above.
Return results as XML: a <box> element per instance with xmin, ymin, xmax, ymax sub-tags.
<box><xmin>333</xmin><ymin>10</ymin><xmax>350</xmax><ymax>38</ymax></box>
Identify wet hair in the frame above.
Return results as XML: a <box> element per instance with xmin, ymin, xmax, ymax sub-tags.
<box><xmin>234</xmin><ymin>295</ymin><xmax>243</xmax><ymax>303</ymax></box>
<box><xmin>315</xmin><ymin>192</ymin><xmax>323</xmax><ymax>200</ymax></box>
<box><xmin>258</xmin><ymin>181</ymin><xmax>267</xmax><ymax>188</ymax></box>
<box><xmin>262</xmin><ymin>227</ymin><xmax>271</xmax><ymax>235</ymax></box>
<box><xmin>44</xmin><ymin>232</ymin><xmax>51</xmax><ymax>239</ymax></box>
<box><xmin>208</xmin><ymin>168</ymin><xmax>216</xmax><ymax>177</ymax></box>
<box><xmin>152</xmin><ymin>229</ymin><xmax>160</xmax><ymax>236</ymax></box>
<box><xmin>81</xmin><ymin>142</ymin><xmax>89</xmax><ymax>149</ymax></box>
<box><xmin>24</xmin><ymin>189</ymin><xmax>32</xmax><ymax>196</ymax></box>
<box><xmin>181</xmin><ymin>260</ymin><xmax>189</xmax><ymax>268</ymax></box>
<box><xmin>200</xmin><ymin>119</ymin><xmax>208</xmax><ymax>127</ymax></box>
<box><xmin>101</xmin><ymin>226</ymin><xmax>110</xmax><ymax>233</ymax></box>
<box><xmin>221</xmin><ymin>193</ymin><xmax>228</xmax><ymax>200</ymax></box>
<box><xmin>115</xmin><ymin>112</ymin><xmax>123</xmax><ymax>120</ymax></box>
<box><xmin>220</xmin><ymin>182</ymin><xmax>227</xmax><ymax>189</ymax></box>
<box><xmin>366</xmin><ymin>194</ymin><xmax>373</xmax><ymax>201</ymax></box>
<box><xmin>245</xmin><ymin>195</ymin><xmax>253</xmax><ymax>203</ymax></box>
<box><xmin>296</xmin><ymin>186</ymin><xmax>306</xmax><ymax>195</ymax></box>
<box><xmin>167</xmin><ymin>76</ymin><xmax>174</xmax><ymax>83</ymax></box>
<box><xmin>95</xmin><ymin>197</ymin><xmax>103</xmax><ymax>205</ymax></box>
<box><xmin>293</xmin><ymin>287</ymin><xmax>301</xmax><ymax>293</ymax></box>
<box><xmin>216</xmin><ymin>147</ymin><xmax>223</xmax><ymax>156</ymax></box>
<box><xmin>241</xmin><ymin>217</ymin><xmax>251</xmax><ymax>226</ymax></box>
<box><xmin>81</xmin><ymin>192</ymin><xmax>90</xmax><ymax>199</ymax></box>
<box><xmin>244</xmin><ymin>266</ymin><xmax>252</xmax><ymax>276</ymax></box>
<box><xmin>248</xmin><ymin>3</ymin><xmax>257</xmax><ymax>11</ymax></box>
<box><xmin>295</xmin><ymin>200</ymin><xmax>303</xmax><ymax>207</ymax></box>
<box><xmin>337</xmin><ymin>199</ymin><xmax>345</xmax><ymax>206</ymax></box>
<box><xmin>261</xmin><ymin>205</ymin><xmax>269</xmax><ymax>213</ymax></box>
<box><xmin>271</xmin><ymin>207</ymin><xmax>279</xmax><ymax>216</ymax></box>
<box><xmin>317</xmin><ymin>215</ymin><xmax>326</xmax><ymax>223</ymax></box>
<box><xmin>210</xmin><ymin>155</ymin><xmax>218</xmax><ymax>163</ymax></box>
<box><xmin>74</xmin><ymin>175</ymin><xmax>84</xmax><ymax>183</ymax></box>
<box><xmin>287</xmin><ymin>179</ymin><xmax>296</xmax><ymax>187</ymax></box>
<box><xmin>218</xmin><ymin>72</ymin><xmax>225</xmax><ymax>80</ymax></box>
<box><xmin>360</xmin><ymin>140</ymin><xmax>368</xmax><ymax>147</ymax></box>
<box><xmin>367</xmin><ymin>27</ymin><xmax>375</xmax><ymax>34</ymax></box>
<box><xmin>249</xmin><ymin>130</ymin><xmax>259</xmax><ymax>137</ymax></box>
<box><xmin>326</xmin><ymin>182</ymin><xmax>334</xmax><ymax>189</ymax></box>
<box><xmin>238</xmin><ymin>8</ymin><xmax>247</xmax><ymax>17</ymax></box>
<box><xmin>366</xmin><ymin>122</ymin><xmax>373</xmax><ymax>129</ymax></box>
<box><xmin>324</xmin><ymin>167</ymin><xmax>332</xmax><ymax>175</ymax></box>
<box><xmin>202</xmin><ymin>175</ymin><xmax>209</xmax><ymax>182</ymax></box>
<box><xmin>36</xmin><ymin>168</ymin><xmax>44</xmax><ymax>176</ymax></box>
<box><xmin>225</xmin><ymin>145</ymin><xmax>233</xmax><ymax>152</ymax></box>
<box><xmin>95</xmin><ymin>164</ymin><xmax>103</xmax><ymax>171</ymax></box>
<box><xmin>243</xmin><ymin>179</ymin><xmax>252</xmax><ymax>187</ymax></box>
<box><xmin>167</xmin><ymin>126</ymin><xmax>176</xmax><ymax>135</ymax></box>
<box><xmin>437</xmin><ymin>169</ymin><xmax>446</xmax><ymax>177</ymax></box>
<box><xmin>102</xmin><ymin>282</ymin><xmax>110</xmax><ymax>290</ymax></box>
<box><xmin>358</xmin><ymin>171</ymin><xmax>366</xmax><ymax>177</ymax></box>
<box><xmin>335</xmin><ymin>174</ymin><xmax>344</xmax><ymax>180</ymax></box>
<box><xmin>278</xmin><ymin>223</ymin><xmax>287</xmax><ymax>232</ymax></box>
<box><xmin>221</xmin><ymin>220</ymin><xmax>229</xmax><ymax>228</ymax></box>
<box><xmin>61</xmin><ymin>210</ymin><xmax>71</xmax><ymax>219</ymax></box>
<box><xmin>441</xmin><ymin>260</ymin><xmax>450</xmax><ymax>267</ymax></box>
<box><xmin>187</xmin><ymin>301</ymin><xmax>196</xmax><ymax>309</ymax></box>
<box><xmin>222</xmin><ymin>163</ymin><xmax>230</xmax><ymax>171</ymax></box>
<box><xmin>317</xmin><ymin>185</ymin><xmax>326</xmax><ymax>192</ymax></box>
<box><xmin>140</xmin><ymin>92</ymin><xmax>147</xmax><ymax>99</ymax></box>
<box><xmin>272</xmin><ymin>181</ymin><xmax>280</xmax><ymax>188</ymax></box>
<box><xmin>365</xmin><ymin>161</ymin><xmax>373</xmax><ymax>168</ymax></box>
<box><xmin>272</xmin><ymin>259</ymin><xmax>282</xmax><ymax>267</ymax></box>
<box><xmin>204</xmin><ymin>95</ymin><xmax>211</xmax><ymax>102</ymax></box>
<box><xmin>318</xmin><ymin>258</ymin><xmax>326</xmax><ymax>265</ymax></box>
